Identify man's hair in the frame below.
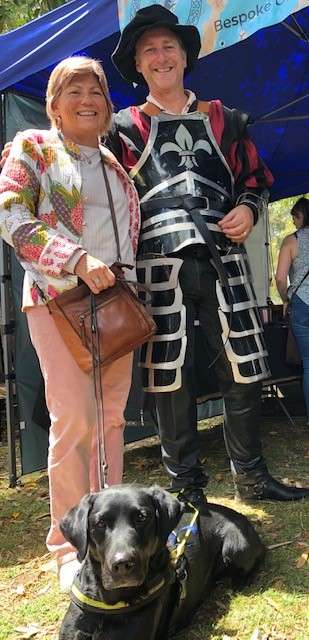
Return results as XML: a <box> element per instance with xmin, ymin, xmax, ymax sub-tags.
<box><xmin>291</xmin><ymin>197</ymin><xmax>309</xmax><ymax>227</ymax></box>
<box><xmin>46</xmin><ymin>56</ymin><xmax>113</xmax><ymax>135</ymax></box>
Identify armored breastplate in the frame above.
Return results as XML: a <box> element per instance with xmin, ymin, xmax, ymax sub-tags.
<box><xmin>130</xmin><ymin>112</ymin><xmax>234</xmax><ymax>255</ymax></box>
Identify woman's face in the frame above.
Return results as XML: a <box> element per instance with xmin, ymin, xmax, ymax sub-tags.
<box><xmin>52</xmin><ymin>73</ymin><xmax>107</xmax><ymax>146</ymax></box>
<box><xmin>291</xmin><ymin>210</ymin><xmax>304</xmax><ymax>229</ymax></box>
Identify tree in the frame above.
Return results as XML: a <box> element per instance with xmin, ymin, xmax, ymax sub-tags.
<box><xmin>0</xmin><ymin>0</ymin><xmax>69</xmax><ymax>34</ymax></box>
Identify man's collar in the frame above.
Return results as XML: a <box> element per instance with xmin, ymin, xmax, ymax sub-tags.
<box><xmin>146</xmin><ymin>90</ymin><xmax>196</xmax><ymax>115</ymax></box>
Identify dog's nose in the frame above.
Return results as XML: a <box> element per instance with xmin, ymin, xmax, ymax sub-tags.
<box><xmin>110</xmin><ymin>551</ymin><xmax>135</xmax><ymax>576</ymax></box>
<box><xmin>111</xmin><ymin>557</ymin><xmax>134</xmax><ymax>576</ymax></box>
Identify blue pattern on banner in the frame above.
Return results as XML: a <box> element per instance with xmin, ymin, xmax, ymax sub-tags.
<box><xmin>117</xmin><ymin>1</ymin><xmax>309</xmax><ymax>59</ymax></box>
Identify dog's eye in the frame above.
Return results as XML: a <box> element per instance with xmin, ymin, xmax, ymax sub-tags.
<box><xmin>97</xmin><ymin>519</ymin><xmax>107</xmax><ymax>530</ymax></box>
<box><xmin>137</xmin><ymin>512</ymin><xmax>148</xmax><ymax>522</ymax></box>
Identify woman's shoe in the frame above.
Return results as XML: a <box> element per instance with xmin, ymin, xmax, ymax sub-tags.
<box><xmin>58</xmin><ymin>559</ymin><xmax>81</xmax><ymax>593</ymax></box>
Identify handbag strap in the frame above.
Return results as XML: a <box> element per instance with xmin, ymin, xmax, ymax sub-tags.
<box><xmin>291</xmin><ymin>268</ymin><xmax>309</xmax><ymax>298</ymax></box>
<box><xmin>88</xmin><ymin>159</ymin><xmax>122</xmax><ymax>489</ymax></box>
<box><xmin>101</xmin><ymin>160</ymin><xmax>121</xmax><ymax>261</ymax></box>
<box><xmin>285</xmin><ymin>269</ymin><xmax>308</xmax><ymax>325</ymax></box>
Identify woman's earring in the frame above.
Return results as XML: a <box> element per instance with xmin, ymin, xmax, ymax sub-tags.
<box><xmin>56</xmin><ymin>116</ymin><xmax>62</xmax><ymax>130</ymax></box>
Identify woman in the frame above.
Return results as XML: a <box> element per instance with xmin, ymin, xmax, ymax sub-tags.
<box><xmin>0</xmin><ymin>56</ymin><xmax>140</xmax><ymax>591</ymax></box>
<box><xmin>276</xmin><ymin>197</ymin><xmax>309</xmax><ymax>427</ymax></box>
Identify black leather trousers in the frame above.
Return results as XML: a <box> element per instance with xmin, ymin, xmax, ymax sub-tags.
<box><xmin>155</xmin><ymin>253</ymin><xmax>268</xmax><ymax>491</ymax></box>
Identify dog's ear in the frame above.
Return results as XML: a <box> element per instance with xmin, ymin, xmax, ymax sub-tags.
<box><xmin>59</xmin><ymin>493</ymin><xmax>96</xmax><ymax>562</ymax></box>
<box><xmin>147</xmin><ymin>485</ymin><xmax>184</xmax><ymax>543</ymax></box>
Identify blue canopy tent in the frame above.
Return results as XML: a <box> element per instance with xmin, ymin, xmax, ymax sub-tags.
<box><xmin>0</xmin><ymin>0</ymin><xmax>308</xmax><ymax>482</ymax></box>
<box><xmin>1</xmin><ymin>0</ymin><xmax>308</xmax><ymax>200</ymax></box>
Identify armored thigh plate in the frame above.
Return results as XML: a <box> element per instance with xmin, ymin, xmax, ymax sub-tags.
<box><xmin>137</xmin><ymin>256</ymin><xmax>186</xmax><ymax>392</ymax></box>
<box><xmin>215</xmin><ymin>251</ymin><xmax>270</xmax><ymax>383</ymax></box>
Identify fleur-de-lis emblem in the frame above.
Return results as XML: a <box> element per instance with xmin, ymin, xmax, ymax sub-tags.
<box><xmin>160</xmin><ymin>124</ymin><xmax>212</xmax><ymax>170</ymax></box>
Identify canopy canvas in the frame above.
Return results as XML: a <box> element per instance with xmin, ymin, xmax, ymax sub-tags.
<box><xmin>1</xmin><ymin>0</ymin><xmax>308</xmax><ymax>200</ymax></box>
<box><xmin>0</xmin><ymin>0</ymin><xmax>308</xmax><ymax>481</ymax></box>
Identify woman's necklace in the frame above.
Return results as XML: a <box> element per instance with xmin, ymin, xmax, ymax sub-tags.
<box><xmin>57</xmin><ymin>132</ymin><xmax>100</xmax><ymax>164</ymax></box>
<box><xmin>78</xmin><ymin>147</ymin><xmax>100</xmax><ymax>165</ymax></box>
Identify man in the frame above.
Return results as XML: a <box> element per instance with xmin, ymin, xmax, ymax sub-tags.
<box><xmin>107</xmin><ymin>4</ymin><xmax>309</xmax><ymax>507</ymax></box>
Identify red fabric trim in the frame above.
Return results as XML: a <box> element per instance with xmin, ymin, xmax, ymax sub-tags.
<box><xmin>120</xmin><ymin>139</ymin><xmax>136</xmax><ymax>172</ymax></box>
<box><xmin>119</xmin><ymin>106</ymin><xmax>151</xmax><ymax>172</ymax></box>
<box><xmin>226</xmin><ymin>140</ymin><xmax>244</xmax><ymax>184</ymax></box>
<box><xmin>208</xmin><ymin>99</ymin><xmax>225</xmax><ymax>147</ymax></box>
<box><xmin>131</xmin><ymin>106</ymin><xmax>151</xmax><ymax>145</ymax></box>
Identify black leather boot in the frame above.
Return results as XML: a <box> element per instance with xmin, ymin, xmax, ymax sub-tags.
<box><xmin>234</xmin><ymin>470</ymin><xmax>309</xmax><ymax>502</ymax></box>
<box><xmin>155</xmin><ymin>367</ymin><xmax>208</xmax><ymax>492</ymax></box>
<box><xmin>215</xmin><ymin>361</ymin><xmax>309</xmax><ymax>502</ymax></box>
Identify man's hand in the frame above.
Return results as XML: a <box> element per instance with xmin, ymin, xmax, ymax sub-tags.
<box><xmin>75</xmin><ymin>254</ymin><xmax>116</xmax><ymax>294</ymax></box>
<box><xmin>218</xmin><ymin>204</ymin><xmax>254</xmax><ymax>243</ymax></box>
<box><xmin>0</xmin><ymin>141</ymin><xmax>14</xmax><ymax>169</ymax></box>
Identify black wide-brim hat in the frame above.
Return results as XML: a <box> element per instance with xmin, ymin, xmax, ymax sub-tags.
<box><xmin>112</xmin><ymin>4</ymin><xmax>201</xmax><ymax>86</ymax></box>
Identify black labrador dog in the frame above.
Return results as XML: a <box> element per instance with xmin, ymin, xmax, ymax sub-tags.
<box><xmin>59</xmin><ymin>484</ymin><xmax>265</xmax><ymax>640</ymax></box>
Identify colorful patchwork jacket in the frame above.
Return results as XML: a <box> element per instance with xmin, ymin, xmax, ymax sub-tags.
<box><xmin>0</xmin><ymin>128</ymin><xmax>140</xmax><ymax>310</ymax></box>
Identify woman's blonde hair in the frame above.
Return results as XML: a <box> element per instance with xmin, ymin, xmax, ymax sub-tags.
<box><xmin>46</xmin><ymin>56</ymin><xmax>113</xmax><ymax>135</ymax></box>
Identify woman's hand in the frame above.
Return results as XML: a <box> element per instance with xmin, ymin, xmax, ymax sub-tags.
<box><xmin>75</xmin><ymin>254</ymin><xmax>115</xmax><ymax>293</ymax></box>
<box><xmin>283</xmin><ymin>300</ymin><xmax>290</xmax><ymax>321</ymax></box>
<box><xmin>218</xmin><ymin>204</ymin><xmax>254</xmax><ymax>243</ymax></box>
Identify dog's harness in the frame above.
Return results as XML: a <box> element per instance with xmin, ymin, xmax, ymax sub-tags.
<box><xmin>168</xmin><ymin>503</ymin><xmax>199</xmax><ymax>605</ymax></box>
<box><xmin>71</xmin><ymin>564</ymin><xmax>175</xmax><ymax>615</ymax></box>
<box><xmin>70</xmin><ymin>506</ymin><xmax>199</xmax><ymax>615</ymax></box>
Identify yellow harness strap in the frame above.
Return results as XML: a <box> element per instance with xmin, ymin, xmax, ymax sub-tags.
<box><xmin>169</xmin><ymin>500</ymin><xmax>200</xmax><ymax>564</ymax></box>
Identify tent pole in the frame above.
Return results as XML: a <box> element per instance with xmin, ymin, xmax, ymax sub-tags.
<box><xmin>265</xmin><ymin>209</ymin><xmax>271</xmax><ymax>304</ymax></box>
<box><xmin>0</xmin><ymin>91</ymin><xmax>5</xmax><ymax>150</ymax></box>
<box><xmin>0</xmin><ymin>240</ymin><xmax>18</xmax><ymax>486</ymax></box>
<box><xmin>0</xmin><ymin>91</ymin><xmax>18</xmax><ymax>486</ymax></box>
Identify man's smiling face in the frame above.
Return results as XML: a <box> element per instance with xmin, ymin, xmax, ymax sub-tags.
<box><xmin>134</xmin><ymin>27</ymin><xmax>187</xmax><ymax>95</ymax></box>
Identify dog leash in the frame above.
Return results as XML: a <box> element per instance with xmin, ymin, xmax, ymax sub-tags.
<box><xmin>89</xmin><ymin>160</ymin><xmax>124</xmax><ymax>489</ymax></box>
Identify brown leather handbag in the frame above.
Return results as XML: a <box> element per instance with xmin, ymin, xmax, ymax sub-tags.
<box><xmin>48</xmin><ymin>262</ymin><xmax>157</xmax><ymax>373</ymax></box>
<box><xmin>47</xmin><ymin>161</ymin><xmax>156</xmax><ymax>373</ymax></box>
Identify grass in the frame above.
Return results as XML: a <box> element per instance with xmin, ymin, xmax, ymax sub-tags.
<box><xmin>0</xmin><ymin>413</ymin><xmax>308</xmax><ymax>640</ymax></box>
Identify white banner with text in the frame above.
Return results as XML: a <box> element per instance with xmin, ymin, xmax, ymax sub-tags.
<box><xmin>117</xmin><ymin>0</ymin><xmax>309</xmax><ymax>58</ymax></box>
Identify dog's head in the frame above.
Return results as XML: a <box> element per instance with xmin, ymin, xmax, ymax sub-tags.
<box><xmin>60</xmin><ymin>484</ymin><xmax>183</xmax><ymax>591</ymax></box>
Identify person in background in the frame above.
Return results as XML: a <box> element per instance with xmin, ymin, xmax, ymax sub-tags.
<box><xmin>276</xmin><ymin>197</ymin><xmax>309</xmax><ymax>428</ymax></box>
<box><xmin>0</xmin><ymin>56</ymin><xmax>140</xmax><ymax>591</ymax></box>
<box><xmin>108</xmin><ymin>4</ymin><xmax>309</xmax><ymax>506</ymax></box>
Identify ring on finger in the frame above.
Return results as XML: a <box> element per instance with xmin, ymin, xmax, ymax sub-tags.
<box><xmin>93</xmin><ymin>277</ymin><xmax>101</xmax><ymax>284</ymax></box>
<box><xmin>243</xmin><ymin>231</ymin><xmax>247</xmax><ymax>237</ymax></box>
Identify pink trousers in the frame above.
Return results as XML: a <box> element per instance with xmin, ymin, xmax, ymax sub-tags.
<box><xmin>27</xmin><ymin>305</ymin><xmax>133</xmax><ymax>565</ymax></box>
